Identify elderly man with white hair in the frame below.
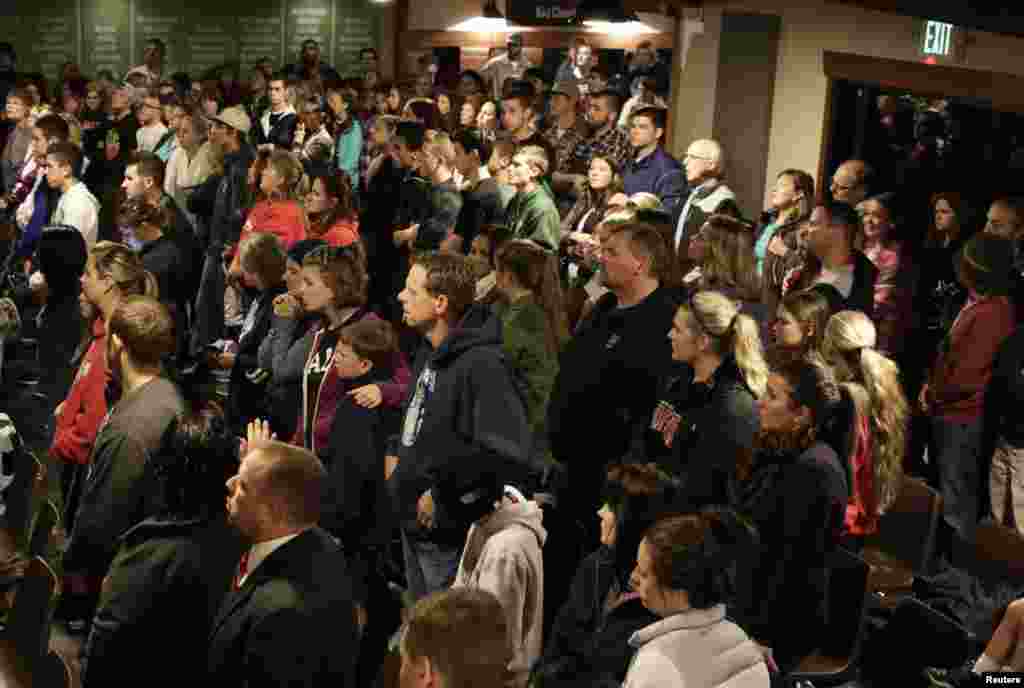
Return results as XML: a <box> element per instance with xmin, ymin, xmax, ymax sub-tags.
<box><xmin>671</xmin><ymin>138</ymin><xmax>743</xmax><ymax>275</ymax></box>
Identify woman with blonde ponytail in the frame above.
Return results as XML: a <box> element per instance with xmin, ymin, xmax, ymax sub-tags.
<box><xmin>649</xmin><ymin>290</ymin><xmax>768</xmax><ymax>509</ymax></box>
<box><xmin>821</xmin><ymin>310</ymin><xmax>909</xmax><ymax>539</ymax></box>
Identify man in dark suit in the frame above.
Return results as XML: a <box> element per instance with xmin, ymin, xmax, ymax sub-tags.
<box><xmin>209</xmin><ymin>437</ymin><xmax>359</xmax><ymax>687</ymax></box>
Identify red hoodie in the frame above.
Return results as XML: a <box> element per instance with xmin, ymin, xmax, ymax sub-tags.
<box><xmin>930</xmin><ymin>295</ymin><xmax>1016</xmax><ymax>423</ymax></box>
<box><xmin>51</xmin><ymin>319</ymin><xmax>109</xmax><ymax>465</ymax></box>
<box><xmin>245</xmin><ymin>200</ymin><xmax>307</xmax><ymax>250</ymax></box>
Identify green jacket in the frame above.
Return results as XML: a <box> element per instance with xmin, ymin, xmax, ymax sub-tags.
<box><xmin>505</xmin><ymin>186</ymin><xmax>561</xmax><ymax>252</ymax></box>
<box><xmin>497</xmin><ymin>295</ymin><xmax>562</xmax><ymax>453</ymax></box>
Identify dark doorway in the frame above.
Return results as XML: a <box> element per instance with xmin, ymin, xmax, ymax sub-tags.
<box><xmin>824</xmin><ymin>79</ymin><xmax>1024</xmax><ymax>232</ymax></box>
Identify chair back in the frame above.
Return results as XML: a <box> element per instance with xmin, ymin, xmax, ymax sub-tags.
<box><xmin>867</xmin><ymin>476</ymin><xmax>942</xmax><ymax>574</ymax></box>
<box><xmin>969</xmin><ymin>521</ymin><xmax>1024</xmax><ymax>584</ymax></box>
<box><xmin>6</xmin><ymin>556</ymin><xmax>58</xmax><ymax>673</ymax></box>
<box><xmin>28</xmin><ymin>500</ymin><xmax>59</xmax><ymax>559</ymax></box>
<box><xmin>821</xmin><ymin>547</ymin><xmax>871</xmax><ymax>661</ymax></box>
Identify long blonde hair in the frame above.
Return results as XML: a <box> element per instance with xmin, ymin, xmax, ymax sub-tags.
<box><xmin>821</xmin><ymin>310</ymin><xmax>908</xmax><ymax>514</ymax></box>
<box><xmin>684</xmin><ymin>290</ymin><xmax>768</xmax><ymax>398</ymax></box>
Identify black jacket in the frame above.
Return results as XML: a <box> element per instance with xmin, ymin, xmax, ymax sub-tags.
<box><xmin>227</xmin><ymin>282</ymin><xmax>287</xmax><ymax>432</ymax></box>
<box><xmin>646</xmin><ymin>357</ymin><xmax>759</xmax><ymax>509</ymax></box>
<box><xmin>361</xmin><ymin>156</ymin><xmax>404</xmax><ymax>312</ymax></box>
<box><xmin>207</xmin><ymin>527</ymin><xmax>358</xmax><ymax>688</ymax></box>
<box><xmin>733</xmin><ymin>441</ymin><xmax>848</xmax><ymax>672</ymax></box>
<box><xmin>82</xmin><ymin>517</ymin><xmax>244</xmax><ymax>688</ymax></box>
<box><xmin>36</xmin><ymin>289</ymin><xmax>85</xmax><ymax>413</ymax></box>
<box><xmin>323</xmin><ymin>367</ymin><xmax>394</xmax><ymax>602</ymax></box>
<box><xmin>390</xmin><ymin>314</ymin><xmax>531</xmax><ymax>545</ymax></box>
<box><xmin>253</xmin><ymin>111</ymin><xmax>298</xmax><ymax>151</ymax></box>
<box><xmin>534</xmin><ymin>546</ymin><xmax>659</xmax><ymax>688</ymax></box>
<box><xmin>208</xmin><ymin>145</ymin><xmax>255</xmax><ymax>250</ymax></box>
<box><xmin>139</xmin><ymin>234</ymin><xmax>186</xmax><ymax>315</ymax></box>
<box><xmin>159</xmin><ymin>192</ymin><xmax>202</xmax><ymax>305</ymax></box>
<box><xmin>548</xmin><ymin>287</ymin><xmax>678</xmax><ymax>475</ymax></box>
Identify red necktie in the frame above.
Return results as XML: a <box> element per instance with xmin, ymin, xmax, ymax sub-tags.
<box><xmin>233</xmin><ymin>550</ymin><xmax>251</xmax><ymax>590</ymax></box>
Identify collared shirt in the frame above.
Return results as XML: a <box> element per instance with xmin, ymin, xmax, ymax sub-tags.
<box><xmin>585</xmin><ymin>125</ymin><xmax>631</xmax><ymax>175</ymax></box>
<box><xmin>238</xmin><ymin>531</ymin><xmax>302</xmax><ymax>587</ymax></box>
<box><xmin>543</xmin><ymin>116</ymin><xmax>590</xmax><ymax>175</ymax></box>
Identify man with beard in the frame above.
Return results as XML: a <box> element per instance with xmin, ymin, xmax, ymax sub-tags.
<box><xmin>209</xmin><ymin>436</ymin><xmax>358</xmax><ymax>687</ymax></box>
<box><xmin>546</xmin><ymin>223</ymin><xmax>677</xmax><ymax>548</ymax></box>
<box><xmin>284</xmin><ymin>39</ymin><xmax>341</xmax><ymax>87</ymax></box>
<box><xmin>62</xmin><ymin>295</ymin><xmax>183</xmax><ymax>630</ymax></box>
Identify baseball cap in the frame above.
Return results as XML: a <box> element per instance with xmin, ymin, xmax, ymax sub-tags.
<box><xmin>549</xmin><ymin>80</ymin><xmax>581</xmax><ymax>99</ymax></box>
<box><xmin>212</xmin><ymin>106</ymin><xmax>252</xmax><ymax>134</ymax></box>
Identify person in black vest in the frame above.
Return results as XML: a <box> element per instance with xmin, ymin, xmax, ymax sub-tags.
<box><xmin>254</xmin><ymin>73</ymin><xmax>298</xmax><ymax>154</ymax></box>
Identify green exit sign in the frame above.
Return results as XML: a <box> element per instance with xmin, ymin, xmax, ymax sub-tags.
<box><xmin>923</xmin><ymin>20</ymin><xmax>954</xmax><ymax>56</ymax></box>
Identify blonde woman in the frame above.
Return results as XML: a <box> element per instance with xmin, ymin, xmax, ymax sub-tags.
<box><xmin>650</xmin><ymin>290</ymin><xmax>769</xmax><ymax>508</ymax></box>
<box><xmin>821</xmin><ymin>310</ymin><xmax>908</xmax><ymax>540</ymax></box>
<box><xmin>243</xmin><ymin>149</ymin><xmax>308</xmax><ymax>249</ymax></box>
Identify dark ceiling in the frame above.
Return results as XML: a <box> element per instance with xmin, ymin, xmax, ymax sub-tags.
<box><xmin>835</xmin><ymin>1</ymin><xmax>1024</xmax><ymax>38</ymax></box>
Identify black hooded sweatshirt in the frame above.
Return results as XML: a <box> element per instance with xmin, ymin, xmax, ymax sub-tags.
<box><xmin>389</xmin><ymin>313</ymin><xmax>531</xmax><ymax>546</ymax></box>
<box><xmin>546</xmin><ymin>287</ymin><xmax>677</xmax><ymax>512</ymax></box>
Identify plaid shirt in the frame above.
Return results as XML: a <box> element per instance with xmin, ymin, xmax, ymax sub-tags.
<box><xmin>543</xmin><ymin>117</ymin><xmax>590</xmax><ymax>176</ymax></box>
<box><xmin>583</xmin><ymin>125</ymin><xmax>632</xmax><ymax>174</ymax></box>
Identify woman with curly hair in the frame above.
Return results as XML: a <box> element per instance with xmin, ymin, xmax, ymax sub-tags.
<box><xmin>821</xmin><ymin>310</ymin><xmax>909</xmax><ymax>540</ymax></box>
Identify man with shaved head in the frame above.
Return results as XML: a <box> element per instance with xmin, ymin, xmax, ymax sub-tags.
<box><xmin>671</xmin><ymin>138</ymin><xmax>742</xmax><ymax>275</ymax></box>
<box><xmin>830</xmin><ymin>159</ymin><xmax>872</xmax><ymax>207</ymax></box>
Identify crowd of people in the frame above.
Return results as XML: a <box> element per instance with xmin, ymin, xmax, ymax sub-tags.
<box><xmin>0</xmin><ymin>27</ymin><xmax>1022</xmax><ymax>688</ymax></box>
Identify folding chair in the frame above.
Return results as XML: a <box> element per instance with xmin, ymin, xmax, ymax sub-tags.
<box><xmin>786</xmin><ymin>548</ymin><xmax>871</xmax><ymax>687</ymax></box>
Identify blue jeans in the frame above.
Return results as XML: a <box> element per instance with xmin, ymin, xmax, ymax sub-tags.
<box><xmin>931</xmin><ymin>417</ymin><xmax>985</xmax><ymax>539</ymax></box>
<box><xmin>401</xmin><ymin>531</ymin><xmax>461</xmax><ymax>603</ymax></box>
